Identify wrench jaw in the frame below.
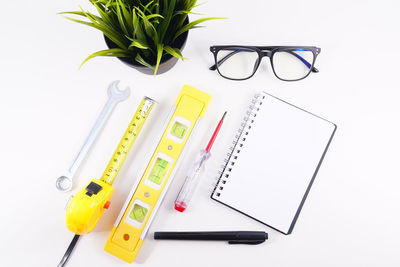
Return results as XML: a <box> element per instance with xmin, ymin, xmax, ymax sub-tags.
<box><xmin>108</xmin><ymin>80</ymin><xmax>130</xmax><ymax>102</ymax></box>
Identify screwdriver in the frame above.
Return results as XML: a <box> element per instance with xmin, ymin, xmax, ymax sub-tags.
<box><xmin>175</xmin><ymin>112</ymin><xmax>227</xmax><ymax>212</ymax></box>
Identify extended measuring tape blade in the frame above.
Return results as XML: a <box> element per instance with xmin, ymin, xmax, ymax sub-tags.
<box><xmin>104</xmin><ymin>85</ymin><xmax>211</xmax><ymax>263</ymax></box>
<box><xmin>65</xmin><ymin>97</ymin><xmax>156</xmax><ymax>235</ymax></box>
<box><xmin>101</xmin><ymin>97</ymin><xmax>156</xmax><ymax>185</ymax></box>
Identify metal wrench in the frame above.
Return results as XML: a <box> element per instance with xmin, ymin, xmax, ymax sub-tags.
<box><xmin>56</xmin><ymin>81</ymin><xmax>130</xmax><ymax>192</ymax></box>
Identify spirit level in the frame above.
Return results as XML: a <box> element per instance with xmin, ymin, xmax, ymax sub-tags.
<box><xmin>65</xmin><ymin>97</ymin><xmax>155</xmax><ymax>235</ymax></box>
<box><xmin>104</xmin><ymin>85</ymin><xmax>211</xmax><ymax>263</ymax></box>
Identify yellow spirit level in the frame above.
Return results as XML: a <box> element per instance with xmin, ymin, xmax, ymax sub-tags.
<box><xmin>104</xmin><ymin>85</ymin><xmax>211</xmax><ymax>263</ymax></box>
<box><xmin>65</xmin><ymin>97</ymin><xmax>155</xmax><ymax>235</ymax></box>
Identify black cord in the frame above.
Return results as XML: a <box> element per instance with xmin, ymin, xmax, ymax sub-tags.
<box><xmin>58</xmin><ymin>234</ymin><xmax>80</xmax><ymax>267</ymax></box>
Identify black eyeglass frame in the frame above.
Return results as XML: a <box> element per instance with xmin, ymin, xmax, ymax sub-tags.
<box><xmin>209</xmin><ymin>45</ymin><xmax>321</xmax><ymax>82</ymax></box>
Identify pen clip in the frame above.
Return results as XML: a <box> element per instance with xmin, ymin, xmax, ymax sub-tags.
<box><xmin>228</xmin><ymin>240</ymin><xmax>266</xmax><ymax>245</ymax></box>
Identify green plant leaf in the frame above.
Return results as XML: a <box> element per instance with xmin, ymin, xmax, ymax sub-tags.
<box><xmin>193</xmin><ymin>2</ymin><xmax>206</xmax><ymax>8</ymax></box>
<box><xmin>115</xmin><ymin>1</ymin><xmax>129</xmax><ymax>36</ymax></box>
<box><xmin>59</xmin><ymin>11</ymin><xmax>92</xmax><ymax>18</ymax></box>
<box><xmin>147</xmin><ymin>14</ymin><xmax>164</xmax><ymax>20</ymax></box>
<box><xmin>91</xmin><ymin>3</ymin><xmax>116</xmax><ymax>28</ymax></box>
<box><xmin>80</xmin><ymin>6</ymin><xmax>130</xmax><ymax>48</ymax></box>
<box><xmin>161</xmin><ymin>0</ymin><xmax>168</xmax><ymax>17</ymax></box>
<box><xmin>173</xmin><ymin>10</ymin><xmax>202</xmax><ymax>17</ymax></box>
<box><xmin>135</xmin><ymin>8</ymin><xmax>158</xmax><ymax>43</ymax></box>
<box><xmin>127</xmin><ymin>37</ymin><xmax>150</xmax><ymax>49</ymax></box>
<box><xmin>118</xmin><ymin>0</ymin><xmax>133</xmax><ymax>32</ymax></box>
<box><xmin>90</xmin><ymin>0</ymin><xmax>109</xmax><ymax>7</ymax></box>
<box><xmin>79</xmin><ymin>48</ymin><xmax>129</xmax><ymax>68</ymax></box>
<box><xmin>132</xmin><ymin>10</ymin><xmax>146</xmax><ymax>42</ymax></box>
<box><xmin>158</xmin><ymin>0</ymin><xmax>176</xmax><ymax>42</ymax></box>
<box><xmin>173</xmin><ymin>17</ymin><xmax>226</xmax><ymax>41</ymax></box>
<box><xmin>104</xmin><ymin>0</ymin><xmax>113</xmax><ymax>9</ymax></box>
<box><xmin>78</xmin><ymin>6</ymin><xmax>101</xmax><ymax>22</ymax></box>
<box><xmin>62</xmin><ymin>15</ymin><xmax>128</xmax><ymax>49</ymax></box>
<box><xmin>141</xmin><ymin>0</ymin><xmax>155</xmax><ymax>14</ymax></box>
<box><xmin>163</xmin><ymin>46</ymin><xmax>187</xmax><ymax>60</ymax></box>
<box><xmin>177</xmin><ymin>0</ymin><xmax>198</xmax><ymax>12</ymax></box>
<box><xmin>135</xmin><ymin>53</ymin><xmax>154</xmax><ymax>69</ymax></box>
<box><xmin>154</xmin><ymin>43</ymin><xmax>164</xmax><ymax>75</ymax></box>
<box><xmin>155</xmin><ymin>1</ymin><xmax>159</xmax><ymax>15</ymax></box>
<box><xmin>59</xmin><ymin>11</ymin><xmax>105</xmax><ymax>24</ymax></box>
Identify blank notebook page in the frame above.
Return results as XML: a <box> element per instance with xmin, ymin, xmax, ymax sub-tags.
<box><xmin>212</xmin><ymin>92</ymin><xmax>336</xmax><ymax>234</ymax></box>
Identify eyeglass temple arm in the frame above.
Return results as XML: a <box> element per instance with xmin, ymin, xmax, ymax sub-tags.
<box><xmin>287</xmin><ymin>51</ymin><xmax>319</xmax><ymax>73</ymax></box>
<box><xmin>209</xmin><ymin>49</ymin><xmax>319</xmax><ymax>73</ymax></box>
<box><xmin>209</xmin><ymin>50</ymin><xmax>243</xmax><ymax>70</ymax></box>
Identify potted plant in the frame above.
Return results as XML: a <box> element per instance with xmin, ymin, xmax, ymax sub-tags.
<box><xmin>61</xmin><ymin>0</ymin><xmax>223</xmax><ymax>75</ymax></box>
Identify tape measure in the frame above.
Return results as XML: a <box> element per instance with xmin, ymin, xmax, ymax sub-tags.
<box><xmin>65</xmin><ymin>97</ymin><xmax>156</xmax><ymax>235</ymax></box>
<box><xmin>104</xmin><ymin>85</ymin><xmax>211</xmax><ymax>263</ymax></box>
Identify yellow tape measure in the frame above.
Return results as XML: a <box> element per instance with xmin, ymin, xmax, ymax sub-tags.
<box><xmin>65</xmin><ymin>97</ymin><xmax>156</xmax><ymax>235</ymax></box>
<box><xmin>104</xmin><ymin>85</ymin><xmax>211</xmax><ymax>263</ymax></box>
<box><xmin>100</xmin><ymin>98</ymin><xmax>155</xmax><ymax>185</ymax></box>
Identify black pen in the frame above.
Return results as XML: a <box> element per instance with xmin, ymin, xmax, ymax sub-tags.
<box><xmin>154</xmin><ymin>231</ymin><xmax>268</xmax><ymax>245</ymax></box>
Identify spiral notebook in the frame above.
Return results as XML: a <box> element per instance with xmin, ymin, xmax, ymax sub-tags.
<box><xmin>211</xmin><ymin>92</ymin><xmax>336</xmax><ymax>235</ymax></box>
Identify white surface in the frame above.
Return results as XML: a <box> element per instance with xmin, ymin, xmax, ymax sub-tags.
<box><xmin>213</xmin><ymin>93</ymin><xmax>336</xmax><ymax>234</ymax></box>
<box><xmin>1</xmin><ymin>0</ymin><xmax>400</xmax><ymax>266</ymax></box>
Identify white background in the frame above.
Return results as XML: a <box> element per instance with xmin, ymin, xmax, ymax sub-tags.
<box><xmin>1</xmin><ymin>0</ymin><xmax>399</xmax><ymax>266</ymax></box>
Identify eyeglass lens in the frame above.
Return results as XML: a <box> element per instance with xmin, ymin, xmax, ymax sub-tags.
<box><xmin>216</xmin><ymin>48</ymin><xmax>259</xmax><ymax>80</ymax></box>
<box><xmin>272</xmin><ymin>49</ymin><xmax>314</xmax><ymax>81</ymax></box>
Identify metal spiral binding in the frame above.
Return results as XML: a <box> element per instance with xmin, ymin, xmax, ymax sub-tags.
<box><xmin>211</xmin><ymin>93</ymin><xmax>266</xmax><ymax>198</ymax></box>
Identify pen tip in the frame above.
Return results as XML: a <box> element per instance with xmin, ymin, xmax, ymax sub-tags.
<box><xmin>221</xmin><ymin>111</ymin><xmax>227</xmax><ymax>121</ymax></box>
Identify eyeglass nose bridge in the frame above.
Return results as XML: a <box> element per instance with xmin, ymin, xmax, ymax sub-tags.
<box><xmin>252</xmin><ymin>51</ymin><xmax>272</xmax><ymax>71</ymax></box>
<box><xmin>261</xmin><ymin>51</ymin><xmax>272</xmax><ymax>58</ymax></box>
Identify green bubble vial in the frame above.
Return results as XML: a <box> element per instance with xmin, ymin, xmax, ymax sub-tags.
<box><xmin>171</xmin><ymin>121</ymin><xmax>188</xmax><ymax>139</ymax></box>
<box><xmin>129</xmin><ymin>204</ymin><xmax>148</xmax><ymax>223</ymax></box>
<box><xmin>148</xmin><ymin>158</ymin><xmax>170</xmax><ymax>185</ymax></box>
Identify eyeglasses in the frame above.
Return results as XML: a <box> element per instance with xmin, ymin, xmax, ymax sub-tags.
<box><xmin>209</xmin><ymin>46</ymin><xmax>321</xmax><ymax>81</ymax></box>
